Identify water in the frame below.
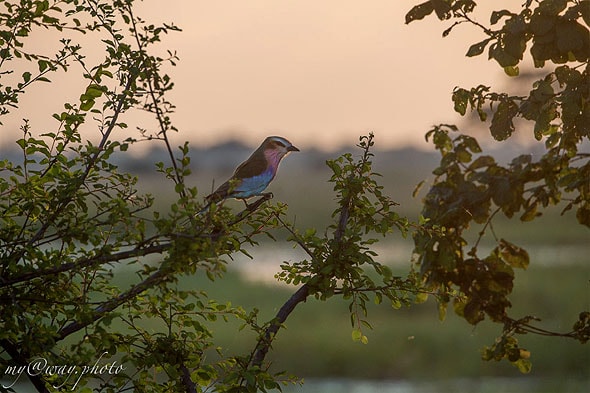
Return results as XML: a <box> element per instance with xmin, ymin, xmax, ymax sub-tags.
<box><xmin>281</xmin><ymin>377</ymin><xmax>590</xmax><ymax>393</ymax></box>
<box><xmin>230</xmin><ymin>240</ymin><xmax>590</xmax><ymax>286</ymax></box>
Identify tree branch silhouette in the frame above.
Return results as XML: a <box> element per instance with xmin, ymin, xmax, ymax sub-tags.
<box><xmin>249</xmin><ymin>185</ymin><xmax>353</xmax><ymax>369</ymax></box>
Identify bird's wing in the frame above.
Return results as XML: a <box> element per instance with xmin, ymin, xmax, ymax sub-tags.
<box><xmin>206</xmin><ymin>153</ymin><xmax>268</xmax><ymax>202</ymax></box>
<box><xmin>233</xmin><ymin>152</ymin><xmax>268</xmax><ymax>179</ymax></box>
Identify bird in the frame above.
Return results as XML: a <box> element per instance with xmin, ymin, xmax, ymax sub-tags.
<box><xmin>201</xmin><ymin>136</ymin><xmax>299</xmax><ymax>212</ymax></box>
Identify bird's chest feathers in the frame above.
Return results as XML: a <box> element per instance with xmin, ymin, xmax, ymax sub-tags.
<box><xmin>238</xmin><ymin>170</ymin><xmax>275</xmax><ymax>194</ymax></box>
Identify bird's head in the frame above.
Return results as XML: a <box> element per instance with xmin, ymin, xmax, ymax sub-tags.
<box><xmin>262</xmin><ymin>136</ymin><xmax>299</xmax><ymax>163</ymax></box>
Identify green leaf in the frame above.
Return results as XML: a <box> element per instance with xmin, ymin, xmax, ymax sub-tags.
<box><xmin>530</xmin><ymin>12</ymin><xmax>555</xmax><ymax>37</ymax></box>
<box><xmin>412</xmin><ymin>179</ymin><xmax>426</xmax><ymax>198</ymax></box>
<box><xmin>514</xmin><ymin>358</ymin><xmax>532</xmax><ymax>374</ymax></box>
<box><xmin>538</xmin><ymin>0</ymin><xmax>567</xmax><ymax>15</ymax></box>
<box><xmin>555</xmin><ymin>20</ymin><xmax>590</xmax><ymax>61</ymax></box>
<box><xmin>460</xmin><ymin>135</ymin><xmax>481</xmax><ymax>153</ymax></box>
<box><xmin>351</xmin><ymin>328</ymin><xmax>369</xmax><ymax>344</ymax></box>
<box><xmin>431</xmin><ymin>0</ymin><xmax>451</xmax><ymax>20</ymax></box>
<box><xmin>456</xmin><ymin>148</ymin><xmax>472</xmax><ymax>163</ymax></box>
<box><xmin>415</xmin><ymin>292</ymin><xmax>428</xmax><ymax>304</ymax></box>
<box><xmin>503</xmin><ymin>65</ymin><xmax>519</xmax><ymax>76</ymax></box>
<box><xmin>80</xmin><ymin>99</ymin><xmax>95</xmax><ymax>111</ymax></box>
<box><xmin>463</xmin><ymin>300</ymin><xmax>485</xmax><ymax>325</ymax></box>
<box><xmin>351</xmin><ymin>328</ymin><xmax>363</xmax><ymax>341</ymax></box>
<box><xmin>85</xmin><ymin>84</ymin><xmax>104</xmax><ymax>98</ymax></box>
<box><xmin>374</xmin><ymin>292</ymin><xmax>382</xmax><ymax>305</ymax></box>
<box><xmin>520</xmin><ymin>202</ymin><xmax>539</xmax><ymax>222</ymax></box>
<box><xmin>469</xmin><ymin>155</ymin><xmax>495</xmax><ymax>170</ymax></box>
<box><xmin>489</xmin><ymin>41</ymin><xmax>519</xmax><ymax>67</ymax></box>
<box><xmin>438</xmin><ymin>301</ymin><xmax>447</xmax><ymax>322</ymax></box>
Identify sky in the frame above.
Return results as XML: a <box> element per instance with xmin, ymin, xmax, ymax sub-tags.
<box><xmin>1</xmin><ymin>1</ymin><xmax>524</xmax><ymax>152</ymax></box>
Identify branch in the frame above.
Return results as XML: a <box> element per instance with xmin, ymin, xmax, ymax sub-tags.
<box><xmin>126</xmin><ymin>3</ymin><xmax>185</xmax><ymax>197</ymax></box>
<box><xmin>457</xmin><ymin>9</ymin><xmax>496</xmax><ymax>36</ymax></box>
<box><xmin>0</xmin><ymin>243</ymin><xmax>170</xmax><ymax>289</ymax></box>
<box><xmin>505</xmin><ymin>315</ymin><xmax>588</xmax><ymax>341</ymax></box>
<box><xmin>22</xmin><ymin>76</ymin><xmax>136</xmax><ymax>252</ymax></box>
<box><xmin>2</xmin><ymin>195</ymin><xmax>273</xmax><ymax>289</ymax></box>
<box><xmin>248</xmin><ymin>192</ymin><xmax>353</xmax><ymax>371</ymax></box>
<box><xmin>180</xmin><ymin>363</ymin><xmax>197</xmax><ymax>393</ymax></box>
<box><xmin>57</xmin><ymin>267</ymin><xmax>169</xmax><ymax>340</ymax></box>
<box><xmin>249</xmin><ymin>284</ymin><xmax>310</xmax><ymax>368</ymax></box>
<box><xmin>55</xmin><ymin>197</ymin><xmax>272</xmax><ymax>342</ymax></box>
<box><xmin>0</xmin><ymin>195</ymin><xmax>272</xmax><ymax>393</ymax></box>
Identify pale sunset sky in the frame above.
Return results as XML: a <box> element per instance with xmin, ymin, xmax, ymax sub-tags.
<box><xmin>1</xmin><ymin>1</ymin><xmax>527</xmax><ymax>152</ymax></box>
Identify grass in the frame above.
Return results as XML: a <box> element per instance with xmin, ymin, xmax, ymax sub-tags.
<box><xmin>161</xmin><ymin>260</ymin><xmax>589</xmax><ymax>381</ymax></box>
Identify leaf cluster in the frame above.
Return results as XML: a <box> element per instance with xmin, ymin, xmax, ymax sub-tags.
<box><xmin>407</xmin><ymin>0</ymin><xmax>589</xmax><ymax>372</ymax></box>
<box><xmin>407</xmin><ymin>0</ymin><xmax>589</xmax><ymax>70</ymax></box>
<box><xmin>275</xmin><ymin>134</ymin><xmax>421</xmax><ymax>346</ymax></box>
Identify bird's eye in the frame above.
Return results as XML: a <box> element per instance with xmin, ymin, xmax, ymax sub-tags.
<box><xmin>274</xmin><ymin>140</ymin><xmax>286</xmax><ymax>147</ymax></box>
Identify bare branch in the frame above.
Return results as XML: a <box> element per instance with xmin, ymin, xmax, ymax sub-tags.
<box><xmin>180</xmin><ymin>363</ymin><xmax>198</xmax><ymax>393</ymax></box>
<box><xmin>0</xmin><ymin>243</ymin><xmax>170</xmax><ymax>289</ymax></box>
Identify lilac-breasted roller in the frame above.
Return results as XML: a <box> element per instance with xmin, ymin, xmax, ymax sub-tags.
<box><xmin>203</xmin><ymin>136</ymin><xmax>299</xmax><ymax>209</ymax></box>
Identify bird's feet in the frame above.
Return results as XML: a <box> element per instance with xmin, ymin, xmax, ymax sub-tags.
<box><xmin>242</xmin><ymin>193</ymin><xmax>273</xmax><ymax>209</ymax></box>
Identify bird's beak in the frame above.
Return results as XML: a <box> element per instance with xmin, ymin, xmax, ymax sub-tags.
<box><xmin>288</xmin><ymin>145</ymin><xmax>300</xmax><ymax>152</ymax></box>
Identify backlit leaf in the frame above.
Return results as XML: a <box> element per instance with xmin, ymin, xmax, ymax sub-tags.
<box><xmin>452</xmin><ymin>88</ymin><xmax>470</xmax><ymax>115</ymax></box>
<box><xmin>351</xmin><ymin>328</ymin><xmax>362</xmax><ymax>342</ymax></box>
<box><xmin>490</xmin><ymin>99</ymin><xmax>519</xmax><ymax>141</ymax></box>
<box><xmin>514</xmin><ymin>358</ymin><xmax>532</xmax><ymax>374</ymax></box>
<box><xmin>503</xmin><ymin>65</ymin><xmax>519</xmax><ymax>76</ymax></box>
<box><xmin>498</xmin><ymin>239</ymin><xmax>529</xmax><ymax>269</ymax></box>
<box><xmin>405</xmin><ymin>1</ymin><xmax>434</xmax><ymax>24</ymax></box>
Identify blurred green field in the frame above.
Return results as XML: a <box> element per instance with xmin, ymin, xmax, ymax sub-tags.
<box><xmin>108</xmin><ymin>259</ymin><xmax>589</xmax><ymax>391</ymax></box>
<box><xmin>125</xmin><ymin>146</ymin><xmax>589</xmax><ymax>389</ymax></box>
<box><xmin>183</xmin><ymin>264</ymin><xmax>589</xmax><ymax>380</ymax></box>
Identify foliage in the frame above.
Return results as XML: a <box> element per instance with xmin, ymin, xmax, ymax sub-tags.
<box><xmin>0</xmin><ymin>0</ymin><xmax>588</xmax><ymax>392</ymax></box>
<box><xmin>275</xmin><ymin>134</ymin><xmax>418</xmax><ymax>346</ymax></box>
<box><xmin>0</xmin><ymin>2</ymin><xmax>418</xmax><ymax>392</ymax></box>
<box><xmin>0</xmin><ymin>1</ymin><xmax>288</xmax><ymax>392</ymax></box>
<box><xmin>407</xmin><ymin>0</ymin><xmax>589</xmax><ymax>372</ymax></box>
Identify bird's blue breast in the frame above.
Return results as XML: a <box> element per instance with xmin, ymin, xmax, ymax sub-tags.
<box><xmin>232</xmin><ymin>169</ymin><xmax>275</xmax><ymax>198</ymax></box>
